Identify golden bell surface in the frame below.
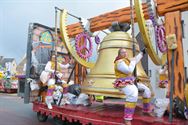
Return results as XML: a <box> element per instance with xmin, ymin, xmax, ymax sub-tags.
<box><xmin>81</xmin><ymin>31</ymin><xmax>151</xmax><ymax>98</ymax></box>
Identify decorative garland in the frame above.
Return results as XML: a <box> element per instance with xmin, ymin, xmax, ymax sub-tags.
<box><xmin>158</xmin><ymin>80</ymin><xmax>168</xmax><ymax>88</ymax></box>
<box><xmin>147</xmin><ymin>0</ymin><xmax>167</xmax><ymax>53</ymax></box>
<box><xmin>60</xmin><ymin>9</ymin><xmax>95</xmax><ymax>68</ymax></box>
<box><xmin>156</xmin><ymin>25</ymin><xmax>167</xmax><ymax>53</ymax></box>
<box><xmin>75</xmin><ymin>32</ymin><xmax>93</xmax><ymax>59</ymax></box>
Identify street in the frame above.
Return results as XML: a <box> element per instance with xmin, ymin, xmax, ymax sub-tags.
<box><xmin>0</xmin><ymin>93</ymin><xmax>53</xmax><ymax>125</ymax></box>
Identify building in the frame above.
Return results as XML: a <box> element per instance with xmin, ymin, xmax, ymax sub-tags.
<box><xmin>16</xmin><ymin>55</ymin><xmax>26</xmax><ymax>75</ymax></box>
<box><xmin>0</xmin><ymin>57</ymin><xmax>17</xmax><ymax>76</ymax></box>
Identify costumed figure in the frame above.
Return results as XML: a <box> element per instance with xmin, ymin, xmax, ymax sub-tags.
<box><xmin>159</xmin><ymin>63</ymin><xmax>168</xmax><ymax>88</ymax></box>
<box><xmin>113</xmin><ymin>48</ymin><xmax>152</xmax><ymax>125</ymax></box>
<box><xmin>157</xmin><ymin>63</ymin><xmax>169</xmax><ymax>115</ymax></box>
<box><xmin>40</xmin><ymin>55</ymin><xmax>70</xmax><ymax>109</ymax></box>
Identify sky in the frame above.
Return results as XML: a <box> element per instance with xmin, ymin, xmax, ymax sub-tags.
<box><xmin>0</xmin><ymin>0</ymin><xmax>130</xmax><ymax>64</ymax></box>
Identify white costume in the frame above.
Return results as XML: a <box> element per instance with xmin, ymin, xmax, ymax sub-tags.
<box><xmin>40</xmin><ymin>61</ymin><xmax>69</xmax><ymax>84</ymax></box>
<box><xmin>42</xmin><ymin>60</ymin><xmax>70</xmax><ymax>109</ymax></box>
<box><xmin>44</xmin><ymin>61</ymin><xmax>69</xmax><ymax>73</ymax></box>
<box><xmin>114</xmin><ymin>52</ymin><xmax>151</xmax><ymax>121</ymax></box>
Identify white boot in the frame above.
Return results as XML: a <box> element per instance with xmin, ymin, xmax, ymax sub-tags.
<box><xmin>45</xmin><ymin>96</ymin><xmax>53</xmax><ymax>109</ymax></box>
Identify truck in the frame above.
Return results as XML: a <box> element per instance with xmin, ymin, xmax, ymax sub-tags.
<box><xmin>19</xmin><ymin>23</ymin><xmax>188</xmax><ymax>125</ymax></box>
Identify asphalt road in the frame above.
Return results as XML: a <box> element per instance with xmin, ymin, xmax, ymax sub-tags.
<box><xmin>0</xmin><ymin>93</ymin><xmax>53</xmax><ymax>125</ymax></box>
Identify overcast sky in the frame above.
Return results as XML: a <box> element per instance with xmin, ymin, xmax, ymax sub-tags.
<box><xmin>0</xmin><ymin>0</ymin><xmax>130</xmax><ymax>63</ymax></box>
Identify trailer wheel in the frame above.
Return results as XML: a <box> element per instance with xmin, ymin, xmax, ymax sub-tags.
<box><xmin>37</xmin><ymin>112</ymin><xmax>48</xmax><ymax>122</ymax></box>
<box><xmin>54</xmin><ymin>117</ymin><xmax>65</xmax><ymax>125</ymax></box>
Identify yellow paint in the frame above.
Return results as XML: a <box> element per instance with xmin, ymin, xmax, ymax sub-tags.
<box><xmin>134</xmin><ymin>0</ymin><xmax>162</xmax><ymax>65</ymax></box>
<box><xmin>95</xmin><ymin>95</ymin><xmax>104</xmax><ymax>101</ymax></box>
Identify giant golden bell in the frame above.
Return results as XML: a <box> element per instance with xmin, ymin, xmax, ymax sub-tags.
<box><xmin>81</xmin><ymin>31</ymin><xmax>152</xmax><ymax>98</ymax></box>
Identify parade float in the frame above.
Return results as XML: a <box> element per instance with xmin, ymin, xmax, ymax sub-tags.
<box><xmin>0</xmin><ymin>71</ymin><xmax>5</xmax><ymax>91</ymax></box>
<box><xmin>23</xmin><ymin>0</ymin><xmax>188</xmax><ymax>125</ymax></box>
<box><xmin>0</xmin><ymin>75</ymin><xmax>18</xmax><ymax>93</ymax></box>
<box><xmin>0</xmin><ymin>66</ymin><xmax>18</xmax><ymax>93</ymax></box>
